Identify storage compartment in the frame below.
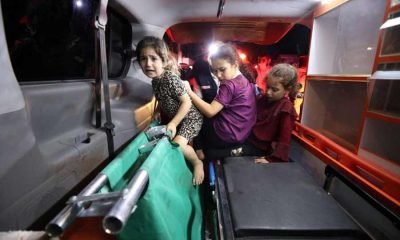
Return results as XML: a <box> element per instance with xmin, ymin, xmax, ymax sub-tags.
<box><xmin>362</xmin><ymin>68</ymin><xmax>400</xmax><ymax>175</ymax></box>
<box><xmin>369</xmin><ymin>80</ymin><xmax>400</xmax><ymax>118</ymax></box>
<box><xmin>301</xmin><ymin>80</ymin><xmax>367</xmax><ymax>151</ymax></box>
<box><xmin>359</xmin><ymin>118</ymin><xmax>400</xmax><ymax>166</ymax></box>
<box><xmin>308</xmin><ymin>0</ymin><xmax>385</xmax><ymax>75</ymax></box>
<box><xmin>380</xmin><ymin>11</ymin><xmax>400</xmax><ymax>56</ymax></box>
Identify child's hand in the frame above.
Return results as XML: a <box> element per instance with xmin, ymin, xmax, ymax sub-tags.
<box><xmin>166</xmin><ymin>122</ymin><xmax>177</xmax><ymax>139</ymax></box>
<box><xmin>254</xmin><ymin>156</ymin><xmax>269</xmax><ymax>164</ymax></box>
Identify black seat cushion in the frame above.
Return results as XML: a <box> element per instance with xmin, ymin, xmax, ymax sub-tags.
<box><xmin>222</xmin><ymin>157</ymin><xmax>365</xmax><ymax>239</ymax></box>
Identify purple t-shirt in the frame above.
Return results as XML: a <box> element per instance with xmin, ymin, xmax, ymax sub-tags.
<box><xmin>214</xmin><ymin>74</ymin><xmax>257</xmax><ymax>143</ymax></box>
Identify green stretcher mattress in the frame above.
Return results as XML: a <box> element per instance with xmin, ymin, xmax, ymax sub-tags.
<box><xmin>100</xmin><ymin>130</ymin><xmax>203</xmax><ymax>240</ymax></box>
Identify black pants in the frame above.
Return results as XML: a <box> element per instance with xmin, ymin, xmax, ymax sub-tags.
<box><xmin>193</xmin><ymin>118</ymin><xmax>239</xmax><ymax>158</ymax></box>
<box><xmin>194</xmin><ymin>118</ymin><xmax>270</xmax><ymax>160</ymax></box>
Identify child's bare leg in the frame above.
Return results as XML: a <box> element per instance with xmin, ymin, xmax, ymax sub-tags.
<box><xmin>174</xmin><ymin>135</ymin><xmax>204</xmax><ymax>185</ymax></box>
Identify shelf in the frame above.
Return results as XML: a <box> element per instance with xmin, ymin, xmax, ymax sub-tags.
<box><xmin>293</xmin><ymin>122</ymin><xmax>400</xmax><ymax>214</ymax></box>
<box><xmin>389</xmin><ymin>3</ymin><xmax>400</xmax><ymax>13</ymax></box>
<box><xmin>366</xmin><ymin>111</ymin><xmax>400</xmax><ymax>124</ymax></box>
<box><xmin>359</xmin><ymin>117</ymin><xmax>400</xmax><ymax>165</ymax></box>
<box><xmin>307</xmin><ymin>75</ymin><xmax>369</xmax><ymax>82</ymax></box>
<box><xmin>320</xmin><ymin>129</ymin><xmax>356</xmax><ymax>152</ymax></box>
<box><xmin>380</xmin><ymin>27</ymin><xmax>400</xmax><ymax>57</ymax></box>
<box><xmin>376</xmin><ymin>56</ymin><xmax>400</xmax><ymax>64</ymax></box>
<box><xmin>358</xmin><ymin>148</ymin><xmax>400</xmax><ymax>177</ymax></box>
<box><xmin>368</xmin><ymin>78</ymin><xmax>400</xmax><ymax>121</ymax></box>
<box><xmin>380</xmin><ymin>9</ymin><xmax>400</xmax><ymax>56</ymax></box>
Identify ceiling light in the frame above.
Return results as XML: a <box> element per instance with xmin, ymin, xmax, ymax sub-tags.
<box><xmin>208</xmin><ymin>43</ymin><xmax>219</xmax><ymax>55</ymax></box>
<box><xmin>75</xmin><ymin>0</ymin><xmax>83</xmax><ymax>8</ymax></box>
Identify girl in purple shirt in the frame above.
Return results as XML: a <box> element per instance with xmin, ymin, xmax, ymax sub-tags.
<box><xmin>186</xmin><ymin>43</ymin><xmax>257</xmax><ymax>160</ymax></box>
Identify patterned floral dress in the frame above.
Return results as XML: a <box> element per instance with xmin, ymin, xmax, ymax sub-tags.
<box><xmin>152</xmin><ymin>70</ymin><xmax>203</xmax><ymax>140</ymax></box>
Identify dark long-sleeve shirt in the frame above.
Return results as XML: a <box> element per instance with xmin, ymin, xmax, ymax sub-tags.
<box><xmin>248</xmin><ymin>96</ymin><xmax>297</xmax><ymax>162</ymax></box>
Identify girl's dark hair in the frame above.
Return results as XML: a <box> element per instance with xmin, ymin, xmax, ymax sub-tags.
<box><xmin>209</xmin><ymin>43</ymin><xmax>239</xmax><ymax>66</ymax></box>
<box><xmin>136</xmin><ymin>36</ymin><xmax>169</xmax><ymax>66</ymax></box>
<box><xmin>268</xmin><ymin>63</ymin><xmax>301</xmax><ymax>101</ymax></box>
<box><xmin>210</xmin><ymin>43</ymin><xmax>256</xmax><ymax>83</ymax></box>
<box><xmin>239</xmin><ymin>63</ymin><xmax>256</xmax><ymax>84</ymax></box>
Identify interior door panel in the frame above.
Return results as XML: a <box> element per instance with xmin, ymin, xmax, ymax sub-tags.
<box><xmin>0</xmin><ymin>77</ymin><xmax>153</xmax><ymax>230</ymax></box>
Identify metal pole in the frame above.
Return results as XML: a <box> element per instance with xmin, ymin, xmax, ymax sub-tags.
<box><xmin>46</xmin><ymin>174</ymin><xmax>108</xmax><ymax>237</ymax></box>
<box><xmin>103</xmin><ymin>170</ymin><xmax>149</xmax><ymax>234</ymax></box>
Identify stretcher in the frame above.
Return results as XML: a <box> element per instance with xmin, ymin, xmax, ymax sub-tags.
<box><xmin>46</xmin><ymin>125</ymin><xmax>203</xmax><ymax>240</ymax></box>
<box><xmin>212</xmin><ymin>157</ymin><xmax>370</xmax><ymax>240</ymax></box>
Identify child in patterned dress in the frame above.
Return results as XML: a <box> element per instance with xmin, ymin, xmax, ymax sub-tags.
<box><xmin>136</xmin><ymin>36</ymin><xmax>204</xmax><ymax>185</ymax></box>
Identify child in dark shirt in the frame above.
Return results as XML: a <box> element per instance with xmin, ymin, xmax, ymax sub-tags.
<box><xmin>241</xmin><ymin>63</ymin><xmax>300</xmax><ymax>163</ymax></box>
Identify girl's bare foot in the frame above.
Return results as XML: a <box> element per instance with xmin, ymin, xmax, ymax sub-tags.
<box><xmin>192</xmin><ymin>162</ymin><xmax>204</xmax><ymax>185</ymax></box>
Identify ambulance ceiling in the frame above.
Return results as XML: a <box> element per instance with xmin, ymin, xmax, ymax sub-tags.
<box><xmin>116</xmin><ymin>0</ymin><xmax>321</xmax><ymax>44</ymax></box>
<box><xmin>167</xmin><ymin>21</ymin><xmax>296</xmax><ymax>45</ymax></box>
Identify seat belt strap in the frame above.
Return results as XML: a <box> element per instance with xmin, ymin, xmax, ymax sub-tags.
<box><xmin>95</xmin><ymin>0</ymin><xmax>115</xmax><ymax>158</ymax></box>
<box><xmin>95</xmin><ymin>35</ymin><xmax>101</xmax><ymax>128</ymax></box>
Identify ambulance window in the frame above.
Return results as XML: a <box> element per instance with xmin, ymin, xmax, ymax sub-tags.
<box><xmin>108</xmin><ymin>11</ymin><xmax>132</xmax><ymax>78</ymax></box>
<box><xmin>2</xmin><ymin>0</ymin><xmax>130</xmax><ymax>82</ymax></box>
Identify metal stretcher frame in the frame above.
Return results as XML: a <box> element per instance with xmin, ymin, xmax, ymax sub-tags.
<box><xmin>214</xmin><ymin>160</ymin><xmax>235</xmax><ymax>240</ymax></box>
<box><xmin>324</xmin><ymin>166</ymin><xmax>400</xmax><ymax>227</ymax></box>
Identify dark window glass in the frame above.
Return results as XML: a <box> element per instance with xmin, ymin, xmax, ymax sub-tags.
<box><xmin>107</xmin><ymin>10</ymin><xmax>132</xmax><ymax>78</ymax></box>
<box><xmin>2</xmin><ymin>0</ymin><xmax>131</xmax><ymax>81</ymax></box>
